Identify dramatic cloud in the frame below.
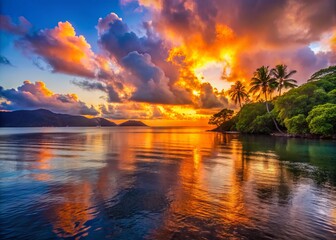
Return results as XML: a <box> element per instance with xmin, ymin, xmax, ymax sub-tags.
<box><xmin>1</xmin><ymin>13</ymin><xmax>232</xmax><ymax>112</ymax></box>
<box><xmin>1</xmin><ymin>0</ymin><xmax>335</xmax><ymax>120</ymax></box>
<box><xmin>97</xmin><ymin>12</ymin><xmax>179</xmax><ymax>83</ymax></box>
<box><xmin>129</xmin><ymin>0</ymin><xmax>336</xmax><ymax>84</ymax></box>
<box><xmin>16</xmin><ymin>21</ymin><xmax>98</xmax><ymax>78</ymax></box>
<box><xmin>96</xmin><ymin>13</ymin><xmax>195</xmax><ymax>105</ymax></box>
<box><xmin>0</xmin><ymin>81</ymin><xmax>98</xmax><ymax>115</ymax></box>
<box><xmin>122</xmin><ymin>51</ymin><xmax>177</xmax><ymax>104</ymax></box>
<box><xmin>0</xmin><ymin>16</ymin><xmax>118</xmax><ymax>80</ymax></box>
<box><xmin>100</xmin><ymin>103</ymin><xmax>163</xmax><ymax>119</ymax></box>
<box><xmin>198</xmin><ymin>83</ymin><xmax>227</xmax><ymax>109</ymax></box>
<box><xmin>97</xmin><ymin>13</ymin><xmax>168</xmax><ymax>64</ymax></box>
<box><xmin>99</xmin><ymin>102</ymin><xmax>210</xmax><ymax>120</ymax></box>
<box><xmin>72</xmin><ymin>80</ymin><xmax>122</xmax><ymax>102</ymax></box>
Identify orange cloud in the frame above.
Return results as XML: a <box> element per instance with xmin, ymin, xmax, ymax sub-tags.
<box><xmin>135</xmin><ymin>0</ymin><xmax>336</xmax><ymax>86</ymax></box>
<box><xmin>3</xmin><ymin>0</ymin><xmax>336</xmax><ymax>121</ymax></box>
<box><xmin>99</xmin><ymin>101</ymin><xmax>214</xmax><ymax>121</ymax></box>
<box><xmin>16</xmin><ymin>21</ymin><xmax>98</xmax><ymax>78</ymax></box>
<box><xmin>331</xmin><ymin>31</ymin><xmax>336</xmax><ymax>52</ymax></box>
<box><xmin>0</xmin><ymin>81</ymin><xmax>99</xmax><ymax>115</ymax></box>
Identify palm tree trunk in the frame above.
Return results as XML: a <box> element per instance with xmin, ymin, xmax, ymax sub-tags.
<box><xmin>265</xmin><ymin>92</ymin><xmax>283</xmax><ymax>133</ymax></box>
<box><xmin>265</xmin><ymin>101</ymin><xmax>270</xmax><ymax>112</ymax></box>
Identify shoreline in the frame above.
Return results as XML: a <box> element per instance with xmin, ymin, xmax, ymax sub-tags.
<box><xmin>210</xmin><ymin>129</ymin><xmax>336</xmax><ymax>140</ymax></box>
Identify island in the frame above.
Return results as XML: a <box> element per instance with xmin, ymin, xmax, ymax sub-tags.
<box><xmin>118</xmin><ymin>120</ymin><xmax>148</xmax><ymax>127</ymax></box>
<box><xmin>0</xmin><ymin>109</ymin><xmax>117</xmax><ymax>127</ymax></box>
<box><xmin>208</xmin><ymin>65</ymin><xmax>336</xmax><ymax>139</ymax></box>
<box><xmin>0</xmin><ymin>109</ymin><xmax>149</xmax><ymax>128</ymax></box>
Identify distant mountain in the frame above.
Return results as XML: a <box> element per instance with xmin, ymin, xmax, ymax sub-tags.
<box><xmin>0</xmin><ymin>109</ymin><xmax>117</xmax><ymax>127</ymax></box>
<box><xmin>119</xmin><ymin>120</ymin><xmax>147</xmax><ymax>127</ymax></box>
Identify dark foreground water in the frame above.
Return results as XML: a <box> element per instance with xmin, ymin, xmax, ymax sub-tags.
<box><xmin>0</xmin><ymin>127</ymin><xmax>335</xmax><ymax>240</ymax></box>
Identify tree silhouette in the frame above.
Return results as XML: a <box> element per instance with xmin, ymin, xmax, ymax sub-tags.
<box><xmin>228</xmin><ymin>81</ymin><xmax>249</xmax><ymax>108</ymax></box>
<box><xmin>271</xmin><ymin>64</ymin><xmax>297</xmax><ymax>96</ymax></box>
<box><xmin>208</xmin><ymin>108</ymin><xmax>234</xmax><ymax>127</ymax></box>
<box><xmin>250</xmin><ymin>66</ymin><xmax>283</xmax><ymax>133</ymax></box>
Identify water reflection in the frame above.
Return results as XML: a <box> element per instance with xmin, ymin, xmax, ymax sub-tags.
<box><xmin>0</xmin><ymin>128</ymin><xmax>335</xmax><ymax>239</ymax></box>
<box><xmin>48</xmin><ymin>181</ymin><xmax>94</xmax><ymax>238</ymax></box>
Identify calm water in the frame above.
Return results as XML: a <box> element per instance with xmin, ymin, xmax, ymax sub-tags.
<box><xmin>0</xmin><ymin>127</ymin><xmax>335</xmax><ymax>240</ymax></box>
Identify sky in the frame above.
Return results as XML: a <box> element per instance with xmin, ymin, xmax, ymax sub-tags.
<box><xmin>0</xmin><ymin>0</ymin><xmax>335</xmax><ymax>126</ymax></box>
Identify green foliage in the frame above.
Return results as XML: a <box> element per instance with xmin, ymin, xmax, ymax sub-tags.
<box><xmin>284</xmin><ymin>114</ymin><xmax>308</xmax><ymax>134</ymax></box>
<box><xmin>315</xmin><ymin>77</ymin><xmax>336</xmax><ymax>92</ymax></box>
<box><xmin>236</xmin><ymin>102</ymin><xmax>275</xmax><ymax>133</ymax></box>
<box><xmin>210</xmin><ymin>65</ymin><xmax>336</xmax><ymax>136</ymax></box>
<box><xmin>208</xmin><ymin>108</ymin><xmax>234</xmax><ymax>126</ymax></box>
<box><xmin>250</xmin><ymin>114</ymin><xmax>275</xmax><ymax>134</ymax></box>
<box><xmin>217</xmin><ymin>115</ymin><xmax>238</xmax><ymax>131</ymax></box>
<box><xmin>308</xmin><ymin>65</ymin><xmax>336</xmax><ymax>81</ymax></box>
<box><xmin>273</xmin><ymin>82</ymin><xmax>330</xmax><ymax>125</ymax></box>
<box><xmin>327</xmin><ymin>89</ymin><xmax>336</xmax><ymax>103</ymax></box>
<box><xmin>306</xmin><ymin>103</ymin><xmax>336</xmax><ymax>135</ymax></box>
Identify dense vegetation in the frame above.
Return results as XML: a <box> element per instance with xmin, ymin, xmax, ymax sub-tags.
<box><xmin>209</xmin><ymin>66</ymin><xmax>336</xmax><ymax>137</ymax></box>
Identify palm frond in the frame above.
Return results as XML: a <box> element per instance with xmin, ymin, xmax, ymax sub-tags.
<box><xmin>285</xmin><ymin>70</ymin><xmax>297</xmax><ymax>79</ymax></box>
<box><xmin>308</xmin><ymin>65</ymin><xmax>336</xmax><ymax>81</ymax></box>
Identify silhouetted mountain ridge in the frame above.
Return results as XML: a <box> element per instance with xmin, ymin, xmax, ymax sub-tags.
<box><xmin>0</xmin><ymin>109</ymin><xmax>117</xmax><ymax>127</ymax></box>
<box><xmin>119</xmin><ymin>120</ymin><xmax>148</xmax><ymax>126</ymax></box>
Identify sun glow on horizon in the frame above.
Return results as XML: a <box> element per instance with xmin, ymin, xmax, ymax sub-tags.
<box><xmin>1</xmin><ymin>0</ymin><xmax>335</xmax><ymax>123</ymax></box>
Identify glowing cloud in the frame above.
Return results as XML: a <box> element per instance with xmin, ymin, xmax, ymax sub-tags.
<box><xmin>0</xmin><ymin>81</ymin><xmax>99</xmax><ymax>115</ymax></box>
<box><xmin>1</xmin><ymin>0</ymin><xmax>336</xmax><ymax>121</ymax></box>
<box><xmin>16</xmin><ymin>21</ymin><xmax>98</xmax><ymax>78</ymax></box>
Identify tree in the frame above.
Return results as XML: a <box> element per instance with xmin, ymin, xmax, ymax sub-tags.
<box><xmin>228</xmin><ymin>81</ymin><xmax>248</xmax><ymax>108</ymax></box>
<box><xmin>306</xmin><ymin>103</ymin><xmax>336</xmax><ymax>135</ymax></box>
<box><xmin>249</xmin><ymin>66</ymin><xmax>283</xmax><ymax>133</ymax></box>
<box><xmin>273</xmin><ymin>81</ymin><xmax>330</xmax><ymax>125</ymax></box>
<box><xmin>208</xmin><ymin>108</ymin><xmax>234</xmax><ymax>127</ymax></box>
<box><xmin>284</xmin><ymin>114</ymin><xmax>308</xmax><ymax>134</ymax></box>
<box><xmin>249</xmin><ymin>66</ymin><xmax>276</xmax><ymax>103</ymax></box>
<box><xmin>235</xmin><ymin>102</ymin><xmax>275</xmax><ymax>134</ymax></box>
<box><xmin>271</xmin><ymin>64</ymin><xmax>297</xmax><ymax>96</ymax></box>
<box><xmin>308</xmin><ymin>65</ymin><xmax>336</xmax><ymax>82</ymax></box>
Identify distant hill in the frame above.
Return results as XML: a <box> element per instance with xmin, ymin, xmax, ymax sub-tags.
<box><xmin>119</xmin><ymin>120</ymin><xmax>147</xmax><ymax>127</ymax></box>
<box><xmin>0</xmin><ymin>109</ymin><xmax>117</xmax><ymax>127</ymax></box>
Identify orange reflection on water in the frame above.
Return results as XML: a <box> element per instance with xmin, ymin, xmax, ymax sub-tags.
<box><xmin>193</xmin><ymin>148</ymin><xmax>200</xmax><ymax>169</ymax></box>
<box><xmin>219</xmin><ymin>138</ymin><xmax>250</xmax><ymax>226</ymax></box>
<box><xmin>36</xmin><ymin>147</ymin><xmax>53</xmax><ymax>170</ymax></box>
<box><xmin>13</xmin><ymin>129</ymin><xmax>333</xmax><ymax>239</ymax></box>
<box><xmin>331</xmin><ymin>208</ymin><xmax>336</xmax><ymax>227</ymax></box>
<box><xmin>31</xmin><ymin>147</ymin><xmax>54</xmax><ymax>181</ymax></box>
<box><xmin>50</xmin><ymin>181</ymin><xmax>94</xmax><ymax>238</ymax></box>
<box><xmin>150</xmin><ymin>133</ymin><xmax>271</xmax><ymax>239</ymax></box>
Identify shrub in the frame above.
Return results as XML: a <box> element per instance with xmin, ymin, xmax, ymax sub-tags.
<box><xmin>236</xmin><ymin>102</ymin><xmax>275</xmax><ymax>133</ymax></box>
<box><xmin>284</xmin><ymin>114</ymin><xmax>308</xmax><ymax>134</ymax></box>
<box><xmin>306</xmin><ymin>103</ymin><xmax>336</xmax><ymax>135</ymax></box>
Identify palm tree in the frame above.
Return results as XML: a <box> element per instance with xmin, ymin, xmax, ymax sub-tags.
<box><xmin>249</xmin><ymin>66</ymin><xmax>283</xmax><ymax>133</ymax></box>
<box><xmin>249</xmin><ymin>66</ymin><xmax>275</xmax><ymax>104</ymax></box>
<box><xmin>228</xmin><ymin>81</ymin><xmax>248</xmax><ymax>108</ymax></box>
<box><xmin>271</xmin><ymin>64</ymin><xmax>297</xmax><ymax>96</ymax></box>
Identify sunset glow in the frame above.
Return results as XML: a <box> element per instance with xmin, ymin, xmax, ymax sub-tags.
<box><xmin>1</xmin><ymin>0</ymin><xmax>335</xmax><ymax>125</ymax></box>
